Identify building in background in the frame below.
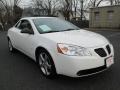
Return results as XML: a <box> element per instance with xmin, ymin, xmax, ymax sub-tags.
<box><xmin>89</xmin><ymin>5</ymin><xmax>120</xmax><ymax>29</ymax></box>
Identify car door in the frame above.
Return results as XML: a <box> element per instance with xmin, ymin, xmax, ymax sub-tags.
<box><xmin>10</xmin><ymin>20</ymin><xmax>22</xmax><ymax>49</ymax></box>
<box><xmin>15</xmin><ymin>20</ymin><xmax>35</xmax><ymax>57</ymax></box>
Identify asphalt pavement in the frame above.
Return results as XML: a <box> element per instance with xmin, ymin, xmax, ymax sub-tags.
<box><xmin>0</xmin><ymin>31</ymin><xmax>120</xmax><ymax>90</ymax></box>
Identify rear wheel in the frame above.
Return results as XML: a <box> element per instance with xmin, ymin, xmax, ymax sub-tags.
<box><xmin>37</xmin><ymin>49</ymin><xmax>57</xmax><ymax>78</ymax></box>
<box><xmin>8</xmin><ymin>39</ymin><xmax>15</xmax><ymax>52</ymax></box>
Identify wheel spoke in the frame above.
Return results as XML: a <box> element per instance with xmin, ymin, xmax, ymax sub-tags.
<box><xmin>45</xmin><ymin>62</ymin><xmax>52</xmax><ymax>69</ymax></box>
<box><xmin>44</xmin><ymin>64</ymin><xmax>50</xmax><ymax>75</ymax></box>
<box><xmin>41</xmin><ymin>66</ymin><xmax>46</xmax><ymax>74</ymax></box>
<box><xmin>44</xmin><ymin>54</ymin><xmax>48</xmax><ymax>60</ymax></box>
<box><xmin>39</xmin><ymin>57</ymin><xmax>43</xmax><ymax>65</ymax></box>
<box><xmin>44</xmin><ymin>54</ymin><xmax>52</xmax><ymax>69</ymax></box>
<box><xmin>40</xmin><ymin>54</ymin><xmax>45</xmax><ymax>62</ymax></box>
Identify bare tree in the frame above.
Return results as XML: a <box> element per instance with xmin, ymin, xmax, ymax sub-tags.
<box><xmin>107</xmin><ymin>0</ymin><xmax>120</xmax><ymax>5</ymax></box>
<box><xmin>75</xmin><ymin>0</ymin><xmax>89</xmax><ymax>21</ymax></box>
<box><xmin>72</xmin><ymin>0</ymin><xmax>79</xmax><ymax>19</ymax></box>
<box><xmin>109</xmin><ymin>0</ymin><xmax>114</xmax><ymax>5</ymax></box>
<box><xmin>60</xmin><ymin>0</ymin><xmax>73</xmax><ymax>20</ymax></box>
<box><xmin>80</xmin><ymin>0</ymin><xmax>84</xmax><ymax>20</ymax></box>
<box><xmin>87</xmin><ymin>0</ymin><xmax>105</xmax><ymax>8</ymax></box>
<box><xmin>115</xmin><ymin>0</ymin><xmax>120</xmax><ymax>5</ymax></box>
<box><xmin>0</xmin><ymin>0</ymin><xmax>10</xmax><ymax>30</ymax></box>
<box><xmin>72</xmin><ymin>0</ymin><xmax>105</xmax><ymax>21</ymax></box>
<box><xmin>32</xmin><ymin>0</ymin><xmax>60</xmax><ymax>16</ymax></box>
<box><xmin>0</xmin><ymin>9</ymin><xmax>4</xmax><ymax>30</ymax></box>
<box><xmin>0</xmin><ymin>0</ymin><xmax>22</xmax><ymax>30</ymax></box>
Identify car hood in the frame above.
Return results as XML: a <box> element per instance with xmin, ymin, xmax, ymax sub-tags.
<box><xmin>42</xmin><ymin>29</ymin><xmax>109</xmax><ymax>48</ymax></box>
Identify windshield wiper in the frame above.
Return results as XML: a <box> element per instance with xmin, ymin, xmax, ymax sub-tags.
<box><xmin>62</xmin><ymin>28</ymin><xmax>79</xmax><ymax>32</ymax></box>
<box><xmin>43</xmin><ymin>30</ymin><xmax>60</xmax><ymax>33</ymax></box>
<box><xmin>42</xmin><ymin>28</ymin><xmax>79</xmax><ymax>34</ymax></box>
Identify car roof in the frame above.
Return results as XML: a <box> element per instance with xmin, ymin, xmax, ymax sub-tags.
<box><xmin>22</xmin><ymin>17</ymin><xmax>56</xmax><ymax>20</ymax></box>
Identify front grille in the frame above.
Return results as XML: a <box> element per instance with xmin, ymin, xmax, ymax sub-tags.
<box><xmin>95</xmin><ymin>48</ymin><xmax>107</xmax><ymax>57</ymax></box>
<box><xmin>106</xmin><ymin>45</ymin><xmax>111</xmax><ymax>54</ymax></box>
<box><xmin>95</xmin><ymin>45</ymin><xmax>111</xmax><ymax>57</ymax></box>
<box><xmin>77</xmin><ymin>65</ymin><xmax>106</xmax><ymax>76</ymax></box>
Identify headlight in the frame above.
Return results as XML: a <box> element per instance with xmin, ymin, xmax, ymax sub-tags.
<box><xmin>57</xmin><ymin>43</ymin><xmax>92</xmax><ymax>56</ymax></box>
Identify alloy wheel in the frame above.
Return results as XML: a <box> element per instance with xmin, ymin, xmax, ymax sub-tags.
<box><xmin>39</xmin><ymin>52</ymin><xmax>52</xmax><ymax>76</ymax></box>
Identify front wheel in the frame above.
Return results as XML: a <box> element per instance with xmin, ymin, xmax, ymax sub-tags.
<box><xmin>37</xmin><ymin>49</ymin><xmax>57</xmax><ymax>78</ymax></box>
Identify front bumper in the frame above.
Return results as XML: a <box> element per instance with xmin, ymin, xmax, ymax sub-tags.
<box><xmin>54</xmin><ymin>54</ymin><xmax>114</xmax><ymax>77</ymax></box>
<box><xmin>76</xmin><ymin>64</ymin><xmax>107</xmax><ymax>76</ymax></box>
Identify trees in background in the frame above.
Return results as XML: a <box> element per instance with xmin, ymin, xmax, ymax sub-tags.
<box><xmin>32</xmin><ymin>0</ymin><xmax>60</xmax><ymax>16</ymax></box>
<box><xmin>115</xmin><ymin>0</ymin><xmax>120</xmax><ymax>5</ymax></box>
<box><xmin>59</xmin><ymin>0</ymin><xmax>73</xmax><ymax>20</ymax></box>
<box><xmin>54</xmin><ymin>0</ymin><xmax>105</xmax><ymax>20</ymax></box>
<box><xmin>0</xmin><ymin>0</ymin><xmax>23</xmax><ymax>30</ymax></box>
<box><xmin>0</xmin><ymin>0</ymin><xmax>106</xmax><ymax>30</ymax></box>
<box><xmin>107</xmin><ymin>0</ymin><xmax>120</xmax><ymax>5</ymax></box>
<box><xmin>0</xmin><ymin>0</ymin><xmax>119</xmax><ymax>30</ymax></box>
<box><xmin>31</xmin><ymin>0</ymin><xmax>88</xmax><ymax>21</ymax></box>
<box><xmin>87</xmin><ymin>0</ymin><xmax>105</xmax><ymax>8</ymax></box>
<box><xmin>0</xmin><ymin>0</ymin><xmax>9</xmax><ymax>30</ymax></box>
<box><xmin>59</xmin><ymin>0</ymin><xmax>105</xmax><ymax>21</ymax></box>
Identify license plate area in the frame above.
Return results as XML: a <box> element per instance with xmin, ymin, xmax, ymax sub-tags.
<box><xmin>105</xmin><ymin>56</ymin><xmax>114</xmax><ymax>67</ymax></box>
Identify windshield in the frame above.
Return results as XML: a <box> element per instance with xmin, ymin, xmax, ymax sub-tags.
<box><xmin>33</xmin><ymin>18</ymin><xmax>80</xmax><ymax>34</ymax></box>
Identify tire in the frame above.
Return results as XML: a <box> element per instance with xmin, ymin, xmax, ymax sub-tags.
<box><xmin>37</xmin><ymin>49</ymin><xmax>57</xmax><ymax>78</ymax></box>
<box><xmin>8</xmin><ymin>39</ymin><xmax>15</xmax><ymax>52</ymax></box>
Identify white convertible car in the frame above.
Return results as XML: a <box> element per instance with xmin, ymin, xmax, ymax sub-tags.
<box><xmin>7</xmin><ymin>17</ymin><xmax>114</xmax><ymax>78</ymax></box>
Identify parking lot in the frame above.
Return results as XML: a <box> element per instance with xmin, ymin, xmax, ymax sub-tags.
<box><xmin>0</xmin><ymin>30</ymin><xmax>120</xmax><ymax>90</ymax></box>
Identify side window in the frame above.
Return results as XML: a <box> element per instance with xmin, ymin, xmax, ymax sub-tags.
<box><xmin>18</xmin><ymin>20</ymin><xmax>27</xmax><ymax>30</ymax></box>
<box><xmin>17</xmin><ymin>20</ymin><xmax>34</xmax><ymax>32</ymax></box>
<box><xmin>25</xmin><ymin>21</ymin><xmax>33</xmax><ymax>31</ymax></box>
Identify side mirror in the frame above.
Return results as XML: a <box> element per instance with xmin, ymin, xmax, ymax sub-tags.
<box><xmin>21</xmin><ymin>28</ymin><xmax>34</xmax><ymax>34</ymax></box>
